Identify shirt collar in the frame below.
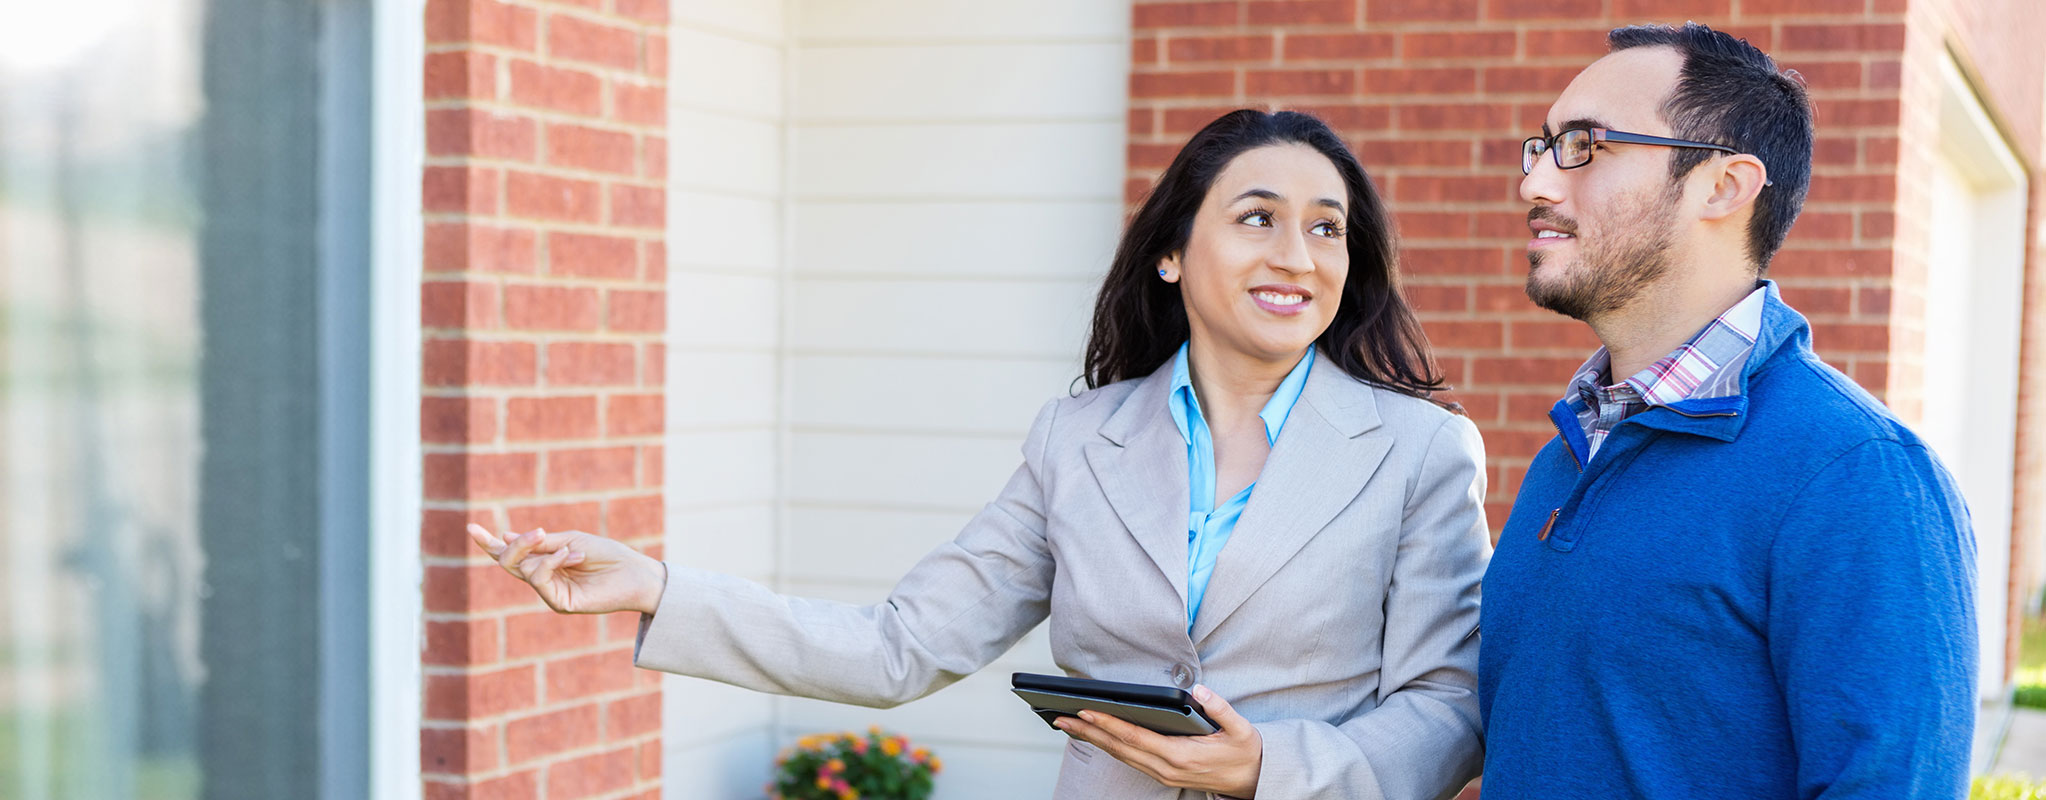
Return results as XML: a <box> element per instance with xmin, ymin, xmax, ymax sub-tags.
<box><xmin>1169</xmin><ymin>343</ymin><xmax>1317</xmax><ymax>446</ymax></box>
<box><xmin>1562</xmin><ymin>285</ymin><xmax>1768</xmax><ymax>410</ymax></box>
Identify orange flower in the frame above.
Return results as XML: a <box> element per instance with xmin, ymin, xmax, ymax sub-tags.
<box><xmin>881</xmin><ymin>738</ymin><xmax>902</xmax><ymax>757</ymax></box>
<box><xmin>910</xmin><ymin>747</ymin><xmax>929</xmax><ymax>764</ymax></box>
<box><xmin>815</xmin><ymin>776</ymin><xmax>831</xmax><ymax>790</ymax></box>
<box><xmin>824</xmin><ymin>758</ymin><xmax>845</xmax><ymax>773</ymax></box>
<box><xmin>929</xmin><ymin>756</ymin><xmax>944</xmax><ymax>774</ymax></box>
<box><xmin>851</xmin><ymin>737</ymin><xmax>869</xmax><ymax>754</ymax></box>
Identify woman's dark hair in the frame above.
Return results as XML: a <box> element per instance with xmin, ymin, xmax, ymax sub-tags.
<box><xmin>1082</xmin><ymin>109</ymin><xmax>1447</xmax><ymax>404</ymax></box>
<box><xmin>1608</xmin><ymin>23</ymin><xmax>1814</xmax><ymax>274</ymax></box>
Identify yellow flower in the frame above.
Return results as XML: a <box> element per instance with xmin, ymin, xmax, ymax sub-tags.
<box><xmin>929</xmin><ymin>756</ymin><xmax>943</xmax><ymax>774</ymax></box>
<box><xmin>881</xmin><ymin>738</ymin><xmax>902</xmax><ymax>757</ymax></box>
<box><xmin>868</xmin><ymin>725</ymin><xmax>884</xmax><ymax>736</ymax></box>
<box><xmin>825</xmin><ymin>759</ymin><xmax>845</xmax><ymax>773</ymax></box>
<box><xmin>815</xmin><ymin>776</ymin><xmax>831</xmax><ymax>790</ymax></box>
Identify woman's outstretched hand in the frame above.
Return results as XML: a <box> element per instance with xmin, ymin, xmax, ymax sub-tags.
<box><xmin>466</xmin><ymin>524</ymin><xmax>668</xmax><ymax>615</ymax></box>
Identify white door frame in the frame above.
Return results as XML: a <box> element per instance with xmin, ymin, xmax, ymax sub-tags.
<box><xmin>1923</xmin><ymin>52</ymin><xmax>2028</xmax><ymax>696</ymax></box>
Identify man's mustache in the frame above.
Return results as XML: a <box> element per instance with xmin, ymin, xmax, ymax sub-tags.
<box><xmin>1529</xmin><ymin>206</ymin><xmax>1578</xmax><ymax>234</ymax></box>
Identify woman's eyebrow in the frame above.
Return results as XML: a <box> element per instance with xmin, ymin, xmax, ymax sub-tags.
<box><xmin>1230</xmin><ymin>188</ymin><xmax>1345</xmax><ymax>213</ymax></box>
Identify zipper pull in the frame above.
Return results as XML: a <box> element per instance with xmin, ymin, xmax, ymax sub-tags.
<box><xmin>1537</xmin><ymin>508</ymin><xmax>1560</xmax><ymax>541</ymax></box>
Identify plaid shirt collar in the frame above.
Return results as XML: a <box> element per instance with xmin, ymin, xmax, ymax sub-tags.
<box><xmin>1562</xmin><ymin>285</ymin><xmax>1768</xmax><ymax>459</ymax></box>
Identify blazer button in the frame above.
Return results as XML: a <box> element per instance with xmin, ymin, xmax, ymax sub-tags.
<box><xmin>1171</xmin><ymin>664</ymin><xmax>1194</xmax><ymax>688</ymax></box>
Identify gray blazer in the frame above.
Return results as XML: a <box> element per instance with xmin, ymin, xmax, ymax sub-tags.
<box><xmin>636</xmin><ymin>357</ymin><xmax>1490</xmax><ymax>799</ymax></box>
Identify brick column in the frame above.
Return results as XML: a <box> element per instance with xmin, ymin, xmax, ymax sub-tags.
<box><xmin>417</xmin><ymin>0</ymin><xmax>668</xmax><ymax>796</ymax></box>
<box><xmin>1125</xmin><ymin>0</ymin><xmax>1909</xmax><ymax>533</ymax></box>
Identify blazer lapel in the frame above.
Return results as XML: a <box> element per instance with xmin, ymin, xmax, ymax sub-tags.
<box><xmin>1084</xmin><ymin>366</ymin><xmax>1191</xmax><ymax>608</ymax></box>
<box><xmin>1190</xmin><ymin>366</ymin><xmax>1390</xmax><ymax>644</ymax></box>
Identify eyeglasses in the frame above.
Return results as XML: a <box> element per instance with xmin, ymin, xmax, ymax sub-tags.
<box><xmin>1521</xmin><ymin>127</ymin><xmax>1739</xmax><ymax>175</ymax></box>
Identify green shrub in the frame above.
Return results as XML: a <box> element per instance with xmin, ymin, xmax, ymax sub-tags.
<box><xmin>1974</xmin><ymin>774</ymin><xmax>2046</xmax><ymax>800</ymax></box>
<box><xmin>2018</xmin><ymin>684</ymin><xmax>2046</xmax><ymax>711</ymax></box>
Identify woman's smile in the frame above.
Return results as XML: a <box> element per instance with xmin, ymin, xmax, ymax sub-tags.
<box><xmin>1249</xmin><ymin>284</ymin><xmax>1312</xmax><ymax>315</ymax></box>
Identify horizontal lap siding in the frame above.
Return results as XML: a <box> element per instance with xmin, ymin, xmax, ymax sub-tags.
<box><xmin>777</xmin><ymin>1</ymin><xmax>1134</xmax><ymax>795</ymax></box>
<box><xmin>661</xmin><ymin>0</ymin><xmax>786</xmax><ymax>793</ymax></box>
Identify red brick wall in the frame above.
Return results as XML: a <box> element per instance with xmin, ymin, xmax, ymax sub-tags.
<box><xmin>419</xmin><ymin>0</ymin><xmax>668</xmax><ymax>796</ymax></box>
<box><xmin>1906</xmin><ymin>0</ymin><xmax>2046</xmax><ymax>681</ymax></box>
<box><xmin>1126</xmin><ymin>0</ymin><xmax>1908</xmax><ymax>536</ymax></box>
<box><xmin>2019</xmin><ymin>176</ymin><xmax>2046</xmax><ymax>672</ymax></box>
<box><xmin>1934</xmin><ymin>0</ymin><xmax>2046</xmax><ymax>683</ymax></box>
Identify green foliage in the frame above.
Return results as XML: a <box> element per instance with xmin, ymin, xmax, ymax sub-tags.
<box><xmin>2019</xmin><ymin>615</ymin><xmax>2046</xmax><ymax>710</ymax></box>
<box><xmin>1973</xmin><ymin>774</ymin><xmax>2046</xmax><ymax>800</ymax></box>
<box><xmin>771</xmin><ymin>728</ymin><xmax>940</xmax><ymax>800</ymax></box>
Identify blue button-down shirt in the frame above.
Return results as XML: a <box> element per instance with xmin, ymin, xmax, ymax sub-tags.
<box><xmin>1167</xmin><ymin>343</ymin><xmax>1315</xmax><ymax>631</ymax></box>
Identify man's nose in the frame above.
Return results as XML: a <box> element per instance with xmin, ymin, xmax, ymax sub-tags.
<box><xmin>1520</xmin><ymin>153</ymin><xmax>1566</xmax><ymax>206</ymax></box>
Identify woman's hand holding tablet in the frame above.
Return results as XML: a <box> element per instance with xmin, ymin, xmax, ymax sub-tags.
<box><xmin>1012</xmin><ymin>673</ymin><xmax>1264</xmax><ymax>797</ymax></box>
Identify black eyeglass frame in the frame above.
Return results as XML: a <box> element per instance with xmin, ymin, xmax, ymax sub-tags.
<box><xmin>1521</xmin><ymin>127</ymin><xmax>1739</xmax><ymax>175</ymax></box>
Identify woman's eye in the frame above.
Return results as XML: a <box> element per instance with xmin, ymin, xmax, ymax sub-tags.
<box><xmin>1240</xmin><ymin>211</ymin><xmax>1273</xmax><ymax>227</ymax></box>
<box><xmin>1312</xmin><ymin>221</ymin><xmax>1343</xmax><ymax>238</ymax></box>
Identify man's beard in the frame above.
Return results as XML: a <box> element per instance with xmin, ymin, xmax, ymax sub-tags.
<box><xmin>1524</xmin><ymin>183</ymin><xmax>1681</xmax><ymax>321</ymax></box>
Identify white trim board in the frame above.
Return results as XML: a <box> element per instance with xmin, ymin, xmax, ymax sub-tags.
<box><xmin>369</xmin><ymin>0</ymin><xmax>425</xmax><ymax>795</ymax></box>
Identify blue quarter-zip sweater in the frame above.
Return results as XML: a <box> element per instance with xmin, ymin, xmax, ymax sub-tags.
<box><xmin>1479</xmin><ymin>283</ymin><xmax>1978</xmax><ymax>800</ymax></box>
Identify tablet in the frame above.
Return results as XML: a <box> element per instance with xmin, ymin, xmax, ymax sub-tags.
<box><xmin>1010</xmin><ymin>672</ymin><xmax>1219</xmax><ymax>737</ymax></box>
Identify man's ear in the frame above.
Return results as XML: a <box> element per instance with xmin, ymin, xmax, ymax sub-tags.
<box><xmin>1698</xmin><ymin>154</ymin><xmax>1768</xmax><ymax>223</ymax></box>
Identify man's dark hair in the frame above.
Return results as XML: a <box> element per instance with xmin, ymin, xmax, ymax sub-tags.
<box><xmin>1608</xmin><ymin>23</ymin><xmax>1814</xmax><ymax>274</ymax></box>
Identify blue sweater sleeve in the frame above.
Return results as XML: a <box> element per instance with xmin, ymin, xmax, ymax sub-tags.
<box><xmin>1766</xmin><ymin>438</ymin><xmax>1977</xmax><ymax>799</ymax></box>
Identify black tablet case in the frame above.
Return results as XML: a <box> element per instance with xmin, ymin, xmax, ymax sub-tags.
<box><xmin>1011</xmin><ymin>672</ymin><xmax>1219</xmax><ymax>736</ymax></box>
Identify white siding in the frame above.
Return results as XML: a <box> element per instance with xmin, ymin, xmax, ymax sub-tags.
<box><xmin>663</xmin><ymin>0</ymin><xmax>787</xmax><ymax>794</ymax></box>
<box><xmin>777</xmin><ymin>2</ymin><xmax>1129</xmax><ymax>793</ymax></box>
<box><xmin>666</xmin><ymin>0</ymin><xmax>1131</xmax><ymax>795</ymax></box>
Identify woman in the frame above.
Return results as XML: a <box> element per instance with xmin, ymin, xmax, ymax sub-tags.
<box><xmin>471</xmin><ymin>109</ymin><xmax>1489</xmax><ymax>799</ymax></box>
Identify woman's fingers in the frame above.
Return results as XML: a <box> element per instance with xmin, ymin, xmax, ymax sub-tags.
<box><xmin>1191</xmin><ymin>685</ymin><xmax>1252</xmax><ymax>737</ymax></box>
<box><xmin>1057</xmin><ymin>713</ymin><xmax>1169</xmax><ymax>777</ymax></box>
<box><xmin>1083</xmin><ymin>710</ymin><xmax>1165</xmax><ymax>752</ymax></box>
<box><xmin>526</xmin><ymin>546</ymin><xmax>578</xmax><ymax>593</ymax></box>
<box><xmin>466</xmin><ymin>523</ymin><xmax>505</xmax><ymax>555</ymax></box>
<box><xmin>496</xmin><ymin>528</ymin><xmax>546</xmax><ymax>577</ymax></box>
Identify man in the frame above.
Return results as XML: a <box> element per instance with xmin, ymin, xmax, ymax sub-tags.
<box><xmin>1479</xmin><ymin>22</ymin><xmax>1978</xmax><ymax>799</ymax></box>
